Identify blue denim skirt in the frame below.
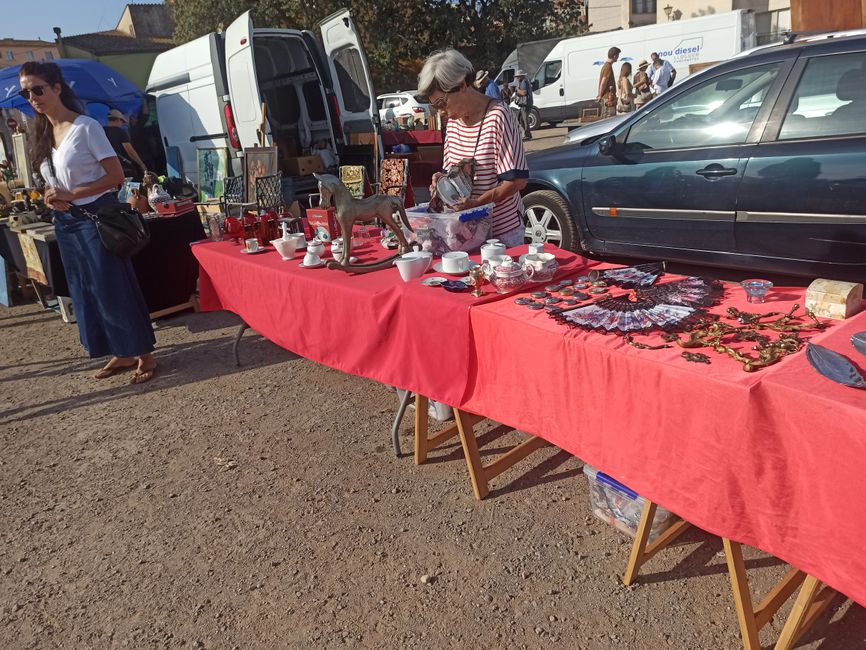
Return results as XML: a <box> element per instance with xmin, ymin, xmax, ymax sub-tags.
<box><xmin>53</xmin><ymin>193</ymin><xmax>156</xmax><ymax>358</ymax></box>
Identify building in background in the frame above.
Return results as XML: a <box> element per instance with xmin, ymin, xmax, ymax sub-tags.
<box><xmin>588</xmin><ymin>0</ymin><xmax>792</xmax><ymax>44</ymax></box>
<box><xmin>0</xmin><ymin>39</ymin><xmax>59</xmax><ymax>69</ymax></box>
<box><xmin>55</xmin><ymin>3</ymin><xmax>175</xmax><ymax>90</ymax></box>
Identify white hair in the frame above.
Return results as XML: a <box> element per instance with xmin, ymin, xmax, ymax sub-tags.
<box><xmin>418</xmin><ymin>49</ymin><xmax>474</xmax><ymax>97</ymax></box>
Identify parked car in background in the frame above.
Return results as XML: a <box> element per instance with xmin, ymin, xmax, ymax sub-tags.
<box><xmin>377</xmin><ymin>91</ymin><xmax>431</xmax><ymax>125</ymax></box>
<box><xmin>522</xmin><ymin>31</ymin><xmax>866</xmax><ymax>282</ymax></box>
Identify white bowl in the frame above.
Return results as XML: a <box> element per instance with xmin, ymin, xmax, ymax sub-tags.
<box><xmin>272</xmin><ymin>237</ymin><xmax>298</xmax><ymax>260</ymax></box>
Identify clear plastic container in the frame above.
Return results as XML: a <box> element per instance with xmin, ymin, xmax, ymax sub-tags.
<box><xmin>403</xmin><ymin>203</ymin><xmax>494</xmax><ymax>256</ymax></box>
<box><xmin>583</xmin><ymin>464</ymin><xmax>675</xmax><ymax>543</ymax></box>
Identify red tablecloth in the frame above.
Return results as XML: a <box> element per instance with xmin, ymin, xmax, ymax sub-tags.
<box><xmin>194</xmin><ymin>240</ymin><xmax>590</xmax><ymax>407</ymax></box>
<box><xmin>194</xmin><ymin>241</ymin><xmax>866</xmax><ymax>606</ymax></box>
<box><xmin>381</xmin><ymin>130</ymin><xmax>443</xmax><ymax>146</ymax></box>
<box><xmin>462</xmin><ymin>277</ymin><xmax>866</xmax><ymax>607</ymax></box>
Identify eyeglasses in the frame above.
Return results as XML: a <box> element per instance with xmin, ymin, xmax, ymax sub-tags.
<box><xmin>431</xmin><ymin>91</ymin><xmax>449</xmax><ymax>111</ymax></box>
<box><xmin>18</xmin><ymin>85</ymin><xmax>49</xmax><ymax>100</ymax></box>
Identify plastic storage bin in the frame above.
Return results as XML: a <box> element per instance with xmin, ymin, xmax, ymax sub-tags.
<box><xmin>403</xmin><ymin>203</ymin><xmax>494</xmax><ymax>256</ymax></box>
<box><xmin>583</xmin><ymin>464</ymin><xmax>675</xmax><ymax>543</ymax></box>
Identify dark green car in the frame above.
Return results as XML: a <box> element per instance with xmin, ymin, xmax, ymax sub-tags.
<box><xmin>523</xmin><ymin>32</ymin><xmax>866</xmax><ymax>282</ymax></box>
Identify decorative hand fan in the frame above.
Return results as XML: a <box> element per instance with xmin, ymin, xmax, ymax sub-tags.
<box><xmin>600</xmin><ymin>262</ymin><xmax>666</xmax><ymax>288</ymax></box>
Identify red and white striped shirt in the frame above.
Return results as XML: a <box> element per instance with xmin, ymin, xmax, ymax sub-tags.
<box><xmin>443</xmin><ymin>103</ymin><xmax>528</xmax><ymax>237</ymax></box>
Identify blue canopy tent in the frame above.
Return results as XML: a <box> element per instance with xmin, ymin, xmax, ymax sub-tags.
<box><xmin>0</xmin><ymin>59</ymin><xmax>144</xmax><ymax>123</ymax></box>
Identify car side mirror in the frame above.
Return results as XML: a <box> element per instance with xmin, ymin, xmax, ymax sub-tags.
<box><xmin>598</xmin><ymin>134</ymin><xmax>616</xmax><ymax>156</ymax></box>
<box><xmin>531</xmin><ymin>79</ymin><xmax>539</xmax><ymax>91</ymax></box>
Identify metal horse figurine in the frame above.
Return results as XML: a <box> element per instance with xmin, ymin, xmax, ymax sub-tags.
<box><xmin>313</xmin><ymin>173</ymin><xmax>414</xmax><ymax>273</ymax></box>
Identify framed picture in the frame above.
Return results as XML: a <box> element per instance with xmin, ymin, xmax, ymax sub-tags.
<box><xmin>196</xmin><ymin>148</ymin><xmax>228</xmax><ymax>202</ymax></box>
<box><xmin>243</xmin><ymin>146</ymin><xmax>278</xmax><ymax>203</ymax></box>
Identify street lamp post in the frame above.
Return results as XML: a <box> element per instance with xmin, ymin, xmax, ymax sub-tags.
<box><xmin>664</xmin><ymin>4</ymin><xmax>673</xmax><ymax>21</ymax></box>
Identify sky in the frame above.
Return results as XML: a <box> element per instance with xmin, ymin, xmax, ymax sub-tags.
<box><xmin>2</xmin><ymin>0</ymin><xmax>165</xmax><ymax>42</ymax></box>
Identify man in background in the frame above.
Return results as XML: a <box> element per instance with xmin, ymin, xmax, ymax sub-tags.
<box><xmin>650</xmin><ymin>52</ymin><xmax>677</xmax><ymax>95</ymax></box>
<box><xmin>597</xmin><ymin>47</ymin><xmax>621</xmax><ymax>117</ymax></box>
<box><xmin>514</xmin><ymin>69</ymin><xmax>533</xmax><ymax>141</ymax></box>
<box><xmin>475</xmin><ymin>70</ymin><xmax>502</xmax><ymax>100</ymax></box>
<box><xmin>103</xmin><ymin>109</ymin><xmax>147</xmax><ymax>180</ymax></box>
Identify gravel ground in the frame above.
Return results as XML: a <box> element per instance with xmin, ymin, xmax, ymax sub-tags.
<box><xmin>1</xmin><ymin>302</ymin><xmax>864</xmax><ymax>649</ymax></box>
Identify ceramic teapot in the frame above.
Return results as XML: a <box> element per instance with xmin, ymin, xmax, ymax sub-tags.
<box><xmin>306</xmin><ymin>237</ymin><xmax>326</xmax><ymax>258</ymax></box>
<box><xmin>484</xmin><ymin>255</ymin><xmax>534</xmax><ymax>293</ymax></box>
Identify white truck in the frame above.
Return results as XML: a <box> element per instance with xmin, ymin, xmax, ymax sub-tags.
<box><xmin>526</xmin><ymin>10</ymin><xmax>757</xmax><ymax>128</ymax></box>
<box><xmin>146</xmin><ymin>9</ymin><xmax>378</xmax><ymax>193</ymax></box>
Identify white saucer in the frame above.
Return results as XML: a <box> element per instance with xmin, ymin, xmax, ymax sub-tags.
<box><xmin>433</xmin><ymin>260</ymin><xmax>480</xmax><ymax>276</ymax></box>
<box><xmin>298</xmin><ymin>260</ymin><xmax>326</xmax><ymax>269</ymax></box>
<box><xmin>240</xmin><ymin>247</ymin><xmax>267</xmax><ymax>255</ymax></box>
<box><xmin>422</xmin><ymin>276</ymin><xmax>448</xmax><ymax>286</ymax></box>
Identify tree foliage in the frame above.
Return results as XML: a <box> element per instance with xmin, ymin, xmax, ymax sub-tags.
<box><xmin>168</xmin><ymin>0</ymin><xmax>587</xmax><ymax>92</ymax></box>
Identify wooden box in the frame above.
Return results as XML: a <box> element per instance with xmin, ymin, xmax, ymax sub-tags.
<box><xmin>805</xmin><ymin>279</ymin><xmax>864</xmax><ymax>320</ymax></box>
<box><xmin>283</xmin><ymin>155</ymin><xmax>325</xmax><ymax>177</ymax></box>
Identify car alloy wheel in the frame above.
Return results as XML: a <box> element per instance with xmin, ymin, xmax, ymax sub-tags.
<box><xmin>527</xmin><ymin>108</ymin><xmax>540</xmax><ymax>131</ymax></box>
<box><xmin>522</xmin><ymin>189</ymin><xmax>580</xmax><ymax>252</ymax></box>
<box><xmin>525</xmin><ymin>204</ymin><xmax>563</xmax><ymax>245</ymax></box>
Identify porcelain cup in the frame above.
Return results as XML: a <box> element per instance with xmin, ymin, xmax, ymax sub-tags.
<box><xmin>528</xmin><ymin>242</ymin><xmax>546</xmax><ymax>256</ymax></box>
<box><xmin>524</xmin><ymin>252</ymin><xmax>557</xmax><ymax>282</ymax></box>
<box><xmin>272</xmin><ymin>237</ymin><xmax>298</xmax><ymax>260</ymax></box>
<box><xmin>395</xmin><ymin>257</ymin><xmax>425</xmax><ymax>282</ymax></box>
<box><xmin>481</xmin><ymin>241</ymin><xmax>506</xmax><ymax>262</ymax></box>
<box><xmin>442</xmin><ymin>251</ymin><xmax>470</xmax><ymax>274</ymax></box>
<box><xmin>245</xmin><ymin>238</ymin><xmax>260</xmax><ymax>253</ymax></box>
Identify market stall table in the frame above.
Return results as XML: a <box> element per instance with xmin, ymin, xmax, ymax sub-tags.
<box><xmin>459</xmin><ymin>276</ymin><xmax>866</xmax><ymax>610</ymax></box>
<box><xmin>0</xmin><ymin>210</ymin><xmax>205</xmax><ymax>317</ymax></box>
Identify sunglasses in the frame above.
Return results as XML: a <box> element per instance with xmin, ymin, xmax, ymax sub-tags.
<box><xmin>18</xmin><ymin>84</ymin><xmax>49</xmax><ymax>100</ymax></box>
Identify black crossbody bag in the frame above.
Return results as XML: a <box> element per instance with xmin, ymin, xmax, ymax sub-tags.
<box><xmin>48</xmin><ymin>153</ymin><xmax>150</xmax><ymax>258</ymax></box>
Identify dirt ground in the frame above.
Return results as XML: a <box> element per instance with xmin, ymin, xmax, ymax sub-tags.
<box><xmin>1</xmin><ymin>300</ymin><xmax>865</xmax><ymax>650</ymax></box>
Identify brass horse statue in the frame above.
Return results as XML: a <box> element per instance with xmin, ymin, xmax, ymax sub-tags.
<box><xmin>313</xmin><ymin>173</ymin><xmax>415</xmax><ymax>273</ymax></box>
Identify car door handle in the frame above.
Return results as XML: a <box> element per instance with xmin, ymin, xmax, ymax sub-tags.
<box><xmin>559</xmin><ymin>88</ymin><xmax>564</xmax><ymax>96</ymax></box>
<box><xmin>696</xmin><ymin>165</ymin><xmax>738</xmax><ymax>178</ymax></box>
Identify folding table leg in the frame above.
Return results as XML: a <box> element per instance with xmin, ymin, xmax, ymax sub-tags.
<box><xmin>233</xmin><ymin>321</ymin><xmax>250</xmax><ymax>367</ymax></box>
<box><xmin>722</xmin><ymin>538</ymin><xmax>809</xmax><ymax>650</ymax></box>
<box><xmin>774</xmin><ymin>575</ymin><xmax>837</xmax><ymax>650</ymax></box>
<box><xmin>389</xmin><ymin>389</ymin><xmax>413</xmax><ymax>457</ymax></box>
<box><xmin>454</xmin><ymin>409</ymin><xmax>549</xmax><ymax>501</ymax></box>
<box><xmin>623</xmin><ymin>499</ymin><xmax>691</xmax><ymax>586</ymax></box>
<box><xmin>413</xmin><ymin>395</ymin><xmax>464</xmax><ymax>466</ymax></box>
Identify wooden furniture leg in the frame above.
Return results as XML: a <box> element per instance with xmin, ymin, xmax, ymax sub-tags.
<box><xmin>414</xmin><ymin>395</ymin><xmax>475</xmax><ymax>466</ymax></box>
<box><xmin>623</xmin><ymin>499</ymin><xmax>691</xmax><ymax>586</ymax></box>
<box><xmin>412</xmin><ymin>399</ymin><xmax>549</xmax><ymax>500</ymax></box>
<box><xmin>774</xmin><ymin>575</ymin><xmax>837</xmax><ymax>650</ymax></box>
<box><xmin>723</xmin><ymin>538</ymin><xmax>809</xmax><ymax>650</ymax></box>
<box><xmin>149</xmin><ymin>294</ymin><xmax>198</xmax><ymax>320</ymax></box>
<box><xmin>454</xmin><ymin>408</ymin><xmax>549</xmax><ymax>500</ymax></box>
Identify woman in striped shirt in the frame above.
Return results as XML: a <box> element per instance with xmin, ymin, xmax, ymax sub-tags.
<box><xmin>418</xmin><ymin>50</ymin><xmax>529</xmax><ymax>248</ymax></box>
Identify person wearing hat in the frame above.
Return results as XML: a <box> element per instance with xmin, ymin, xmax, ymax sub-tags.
<box><xmin>633</xmin><ymin>59</ymin><xmax>653</xmax><ymax>109</ymax></box>
<box><xmin>474</xmin><ymin>69</ymin><xmax>502</xmax><ymax>100</ymax></box>
<box><xmin>103</xmin><ymin>108</ymin><xmax>146</xmax><ymax>180</ymax></box>
<box><xmin>514</xmin><ymin>69</ymin><xmax>533</xmax><ymax>140</ymax></box>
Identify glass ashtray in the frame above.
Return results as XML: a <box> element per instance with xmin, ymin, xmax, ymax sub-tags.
<box><xmin>741</xmin><ymin>279</ymin><xmax>773</xmax><ymax>303</ymax></box>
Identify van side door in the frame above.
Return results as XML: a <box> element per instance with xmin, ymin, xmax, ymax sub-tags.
<box><xmin>224</xmin><ymin>11</ymin><xmax>267</xmax><ymax>148</ymax></box>
<box><xmin>534</xmin><ymin>60</ymin><xmax>564</xmax><ymax>124</ymax></box>
<box><xmin>318</xmin><ymin>9</ymin><xmax>378</xmax><ymax>140</ymax></box>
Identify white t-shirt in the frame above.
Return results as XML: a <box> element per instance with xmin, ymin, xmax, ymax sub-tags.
<box><xmin>651</xmin><ymin>60</ymin><xmax>675</xmax><ymax>94</ymax></box>
<box><xmin>39</xmin><ymin>114</ymin><xmax>117</xmax><ymax>206</ymax></box>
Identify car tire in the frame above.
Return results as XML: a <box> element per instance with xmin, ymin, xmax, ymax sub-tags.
<box><xmin>523</xmin><ymin>189</ymin><xmax>581</xmax><ymax>253</ymax></box>
<box><xmin>527</xmin><ymin>108</ymin><xmax>540</xmax><ymax>131</ymax></box>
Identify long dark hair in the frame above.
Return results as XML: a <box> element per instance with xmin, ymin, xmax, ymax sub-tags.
<box><xmin>19</xmin><ymin>62</ymin><xmax>84</xmax><ymax>167</ymax></box>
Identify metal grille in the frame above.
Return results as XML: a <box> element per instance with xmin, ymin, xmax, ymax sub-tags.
<box><xmin>255</xmin><ymin>172</ymin><xmax>284</xmax><ymax>213</ymax></box>
<box><xmin>223</xmin><ymin>175</ymin><xmax>246</xmax><ymax>203</ymax></box>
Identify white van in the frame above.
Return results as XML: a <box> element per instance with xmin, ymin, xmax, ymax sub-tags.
<box><xmin>146</xmin><ymin>9</ymin><xmax>378</xmax><ymax>194</ymax></box>
<box><xmin>527</xmin><ymin>10</ymin><xmax>756</xmax><ymax>128</ymax></box>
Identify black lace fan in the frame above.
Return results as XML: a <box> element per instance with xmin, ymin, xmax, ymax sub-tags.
<box><xmin>549</xmin><ymin>276</ymin><xmax>724</xmax><ymax>333</ymax></box>
<box><xmin>600</xmin><ymin>262</ymin><xmax>666</xmax><ymax>288</ymax></box>
<box><xmin>550</xmin><ymin>294</ymin><xmax>707</xmax><ymax>333</ymax></box>
<box><xmin>636</xmin><ymin>277</ymin><xmax>725</xmax><ymax>308</ymax></box>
